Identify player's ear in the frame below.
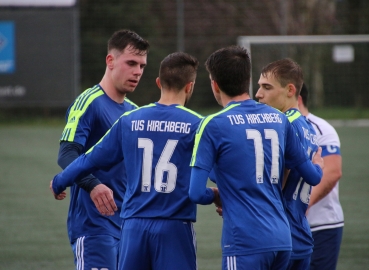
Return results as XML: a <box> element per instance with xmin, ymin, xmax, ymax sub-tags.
<box><xmin>106</xmin><ymin>54</ymin><xmax>114</xmax><ymax>69</ymax></box>
<box><xmin>297</xmin><ymin>95</ymin><xmax>303</xmax><ymax>106</ymax></box>
<box><xmin>287</xmin><ymin>83</ymin><xmax>296</xmax><ymax>98</ymax></box>
<box><xmin>155</xmin><ymin>77</ymin><xmax>162</xmax><ymax>90</ymax></box>
<box><xmin>185</xmin><ymin>81</ymin><xmax>194</xmax><ymax>94</ymax></box>
<box><xmin>212</xmin><ymin>80</ymin><xmax>221</xmax><ymax>94</ymax></box>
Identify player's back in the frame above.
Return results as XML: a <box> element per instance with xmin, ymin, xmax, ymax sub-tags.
<box><xmin>195</xmin><ymin>99</ymin><xmax>308</xmax><ymax>255</ymax></box>
<box><xmin>120</xmin><ymin>102</ymin><xmax>203</xmax><ymax>221</ymax></box>
<box><xmin>283</xmin><ymin>109</ymin><xmax>319</xmax><ymax>258</ymax></box>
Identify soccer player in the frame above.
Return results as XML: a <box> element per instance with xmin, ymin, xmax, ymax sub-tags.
<box><xmin>189</xmin><ymin>46</ymin><xmax>324</xmax><ymax>270</ymax></box>
<box><xmin>256</xmin><ymin>58</ymin><xmax>320</xmax><ymax>270</ymax></box>
<box><xmin>51</xmin><ymin>52</ymin><xmax>202</xmax><ymax>270</ymax></box>
<box><xmin>50</xmin><ymin>29</ymin><xmax>149</xmax><ymax>269</ymax></box>
<box><xmin>298</xmin><ymin>83</ymin><xmax>344</xmax><ymax>270</ymax></box>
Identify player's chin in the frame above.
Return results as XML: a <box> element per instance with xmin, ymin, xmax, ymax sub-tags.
<box><xmin>120</xmin><ymin>87</ymin><xmax>136</xmax><ymax>94</ymax></box>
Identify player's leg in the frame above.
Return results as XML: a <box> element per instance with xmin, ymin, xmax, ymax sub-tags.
<box><xmin>271</xmin><ymin>251</ymin><xmax>291</xmax><ymax>270</ymax></box>
<box><xmin>72</xmin><ymin>235</ymin><xmax>119</xmax><ymax>270</ymax></box>
<box><xmin>118</xmin><ymin>218</ymin><xmax>151</xmax><ymax>270</ymax></box>
<box><xmin>286</xmin><ymin>257</ymin><xmax>310</xmax><ymax>270</ymax></box>
<box><xmin>150</xmin><ymin>219</ymin><xmax>197</xmax><ymax>270</ymax></box>
<box><xmin>310</xmin><ymin>227</ymin><xmax>343</xmax><ymax>270</ymax></box>
<box><xmin>222</xmin><ymin>251</ymin><xmax>290</xmax><ymax>270</ymax></box>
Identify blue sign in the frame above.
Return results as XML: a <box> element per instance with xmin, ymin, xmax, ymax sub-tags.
<box><xmin>0</xmin><ymin>22</ymin><xmax>15</xmax><ymax>74</ymax></box>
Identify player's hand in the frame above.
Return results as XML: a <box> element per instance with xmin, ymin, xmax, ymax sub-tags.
<box><xmin>50</xmin><ymin>180</ymin><xmax>67</xmax><ymax>200</ymax></box>
<box><xmin>210</xmin><ymin>187</ymin><xmax>223</xmax><ymax>217</ymax></box>
<box><xmin>210</xmin><ymin>187</ymin><xmax>222</xmax><ymax>207</ymax></box>
<box><xmin>312</xmin><ymin>147</ymin><xmax>324</xmax><ymax>170</ymax></box>
<box><xmin>215</xmin><ymin>206</ymin><xmax>223</xmax><ymax>217</ymax></box>
<box><xmin>90</xmin><ymin>184</ymin><xmax>117</xmax><ymax>216</ymax></box>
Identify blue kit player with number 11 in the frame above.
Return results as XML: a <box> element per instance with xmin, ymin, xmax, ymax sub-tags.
<box><xmin>51</xmin><ymin>52</ymin><xmax>203</xmax><ymax>270</ymax></box>
<box><xmin>189</xmin><ymin>46</ymin><xmax>324</xmax><ymax>270</ymax></box>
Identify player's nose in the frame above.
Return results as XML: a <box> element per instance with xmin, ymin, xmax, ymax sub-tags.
<box><xmin>255</xmin><ymin>89</ymin><xmax>262</xmax><ymax>99</ymax></box>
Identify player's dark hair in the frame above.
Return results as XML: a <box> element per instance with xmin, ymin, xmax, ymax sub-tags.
<box><xmin>159</xmin><ymin>52</ymin><xmax>199</xmax><ymax>91</ymax></box>
<box><xmin>300</xmin><ymin>83</ymin><xmax>309</xmax><ymax>107</ymax></box>
<box><xmin>108</xmin><ymin>29</ymin><xmax>149</xmax><ymax>56</ymax></box>
<box><xmin>261</xmin><ymin>58</ymin><xmax>303</xmax><ymax>98</ymax></box>
<box><xmin>205</xmin><ymin>46</ymin><xmax>251</xmax><ymax>97</ymax></box>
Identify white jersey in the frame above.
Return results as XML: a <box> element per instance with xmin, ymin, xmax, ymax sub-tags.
<box><xmin>306</xmin><ymin>113</ymin><xmax>344</xmax><ymax>231</ymax></box>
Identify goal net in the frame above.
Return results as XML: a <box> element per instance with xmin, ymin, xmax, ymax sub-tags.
<box><xmin>237</xmin><ymin>35</ymin><xmax>369</xmax><ymax>109</ymax></box>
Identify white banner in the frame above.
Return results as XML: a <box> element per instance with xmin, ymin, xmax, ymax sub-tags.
<box><xmin>0</xmin><ymin>0</ymin><xmax>76</xmax><ymax>6</ymax></box>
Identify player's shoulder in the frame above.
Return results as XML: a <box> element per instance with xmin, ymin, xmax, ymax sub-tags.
<box><xmin>307</xmin><ymin>113</ymin><xmax>340</xmax><ymax>145</ymax></box>
<box><xmin>124</xmin><ymin>97</ymin><xmax>139</xmax><ymax>109</ymax></box>
<box><xmin>70</xmin><ymin>85</ymin><xmax>105</xmax><ymax>111</ymax></box>
<box><xmin>285</xmin><ymin>108</ymin><xmax>303</xmax><ymax>123</ymax></box>
<box><xmin>306</xmin><ymin>113</ymin><xmax>338</xmax><ymax>135</ymax></box>
<box><xmin>287</xmin><ymin>110</ymin><xmax>315</xmax><ymax>131</ymax></box>
<box><xmin>174</xmin><ymin>105</ymin><xmax>203</xmax><ymax>120</ymax></box>
<box><xmin>120</xmin><ymin>103</ymin><xmax>155</xmax><ymax>118</ymax></box>
<box><xmin>256</xmin><ymin>101</ymin><xmax>287</xmax><ymax>119</ymax></box>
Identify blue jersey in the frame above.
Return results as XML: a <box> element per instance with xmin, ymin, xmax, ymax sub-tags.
<box><xmin>190</xmin><ymin>100</ymin><xmax>309</xmax><ymax>256</ymax></box>
<box><xmin>85</xmin><ymin>102</ymin><xmax>203</xmax><ymax>221</ymax></box>
<box><xmin>283</xmin><ymin>109</ymin><xmax>319</xmax><ymax>259</ymax></box>
<box><xmin>60</xmin><ymin>84</ymin><xmax>138</xmax><ymax>242</ymax></box>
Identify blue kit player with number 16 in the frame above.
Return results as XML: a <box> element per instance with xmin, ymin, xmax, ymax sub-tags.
<box><xmin>51</xmin><ymin>52</ymin><xmax>203</xmax><ymax>270</ymax></box>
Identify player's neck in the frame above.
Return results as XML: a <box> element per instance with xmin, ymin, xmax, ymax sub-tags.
<box><xmin>282</xmin><ymin>100</ymin><xmax>299</xmax><ymax>113</ymax></box>
<box><xmin>222</xmin><ymin>92</ymin><xmax>250</xmax><ymax>107</ymax></box>
<box><xmin>158</xmin><ymin>90</ymin><xmax>186</xmax><ymax>106</ymax></box>
<box><xmin>299</xmin><ymin>105</ymin><xmax>309</xmax><ymax>116</ymax></box>
<box><xmin>99</xmin><ymin>78</ymin><xmax>126</xmax><ymax>104</ymax></box>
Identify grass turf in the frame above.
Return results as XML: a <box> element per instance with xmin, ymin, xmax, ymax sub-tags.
<box><xmin>0</xmin><ymin>124</ymin><xmax>368</xmax><ymax>269</ymax></box>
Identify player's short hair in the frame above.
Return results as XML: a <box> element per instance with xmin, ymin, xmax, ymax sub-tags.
<box><xmin>205</xmin><ymin>46</ymin><xmax>251</xmax><ymax>97</ymax></box>
<box><xmin>108</xmin><ymin>29</ymin><xmax>150</xmax><ymax>56</ymax></box>
<box><xmin>159</xmin><ymin>52</ymin><xmax>199</xmax><ymax>91</ymax></box>
<box><xmin>300</xmin><ymin>83</ymin><xmax>309</xmax><ymax>107</ymax></box>
<box><xmin>261</xmin><ymin>58</ymin><xmax>303</xmax><ymax>98</ymax></box>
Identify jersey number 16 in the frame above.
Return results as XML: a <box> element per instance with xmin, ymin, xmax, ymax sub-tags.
<box><xmin>138</xmin><ymin>138</ymin><xmax>178</xmax><ymax>194</ymax></box>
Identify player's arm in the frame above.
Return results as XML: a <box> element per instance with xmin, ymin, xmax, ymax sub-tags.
<box><xmin>53</xmin><ymin>152</ymin><xmax>118</xmax><ymax>216</ymax></box>
<box><xmin>308</xmin><ymin>151</ymin><xmax>342</xmax><ymax>209</ymax></box>
<box><xmin>58</xmin><ymin>141</ymin><xmax>102</xmax><ymax>192</ymax></box>
<box><xmin>294</xmin><ymin>147</ymin><xmax>324</xmax><ymax>186</ymax></box>
<box><xmin>189</xmin><ymin>166</ymin><xmax>220</xmax><ymax>205</ymax></box>
<box><xmin>52</xmin><ymin>154</ymin><xmax>98</xmax><ymax>193</ymax></box>
<box><xmin>285</xmin><ymin>121</ymin><xmax>324</xmax><ymax>186</ymax></box>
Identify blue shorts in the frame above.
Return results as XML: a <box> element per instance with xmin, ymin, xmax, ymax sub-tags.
<box><xmin>119</xmin><ymin>218</ymin><xmax>197</xmax><ymax>270</ymax></box>
<box><xmin>222</xmin><ymin>251</ymin><xmax>291</xmax><ymax>270</ymax></box>
<box><xmin>72</xmin><ymin>235</ymin><xmax>119</xmax><ymax>270</ymax></box>
<box><xmin>286</xmin><ymin>257</ymin><xmax>310</xmax><ymax>270</ymax></box>
<box><xmin>310</xmin><ymin>227</ymin><xmax>343</xmax><ymax>270</ymax></box>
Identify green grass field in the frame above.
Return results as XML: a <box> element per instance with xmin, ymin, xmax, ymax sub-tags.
<box><xmin>0</xmin><ymin>123</ymin><xmax>368</xmax><ymax>269</ymax></box>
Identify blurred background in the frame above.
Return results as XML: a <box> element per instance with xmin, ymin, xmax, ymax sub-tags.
<box><xmin>0</xmin><ymin>0</ymin><xmax>369</xmax><ymax>117</ymax></box>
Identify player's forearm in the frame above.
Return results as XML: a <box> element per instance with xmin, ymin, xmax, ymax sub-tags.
<box><xmin>309</xmin><ymin>155</ymin><xmax>342</xmax><ymax>207</ymax></box>
<box><xmin>58</xmin><ymin>141</ymin><xmax>102</xmax><ymax>192</ymax></box>
<box><xmin>52</xmin><ymin>154</ymin><xmax>98</xmax><ymax>194</ymax></box>
<box><xmin>189</xmin><ymin>166</ymin><xmax>215</xmax><ymax>205</ymax></box>
<box><xmin>296</xmin><ymin>160</ymin><xmax>322</xmax><ymax>186</ymax></box>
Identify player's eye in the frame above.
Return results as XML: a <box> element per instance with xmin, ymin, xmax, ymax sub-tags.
<box><xmin>127</xmin><ymin>61</ymin><xmax>137</xmax><ymax>66</ymax></box>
